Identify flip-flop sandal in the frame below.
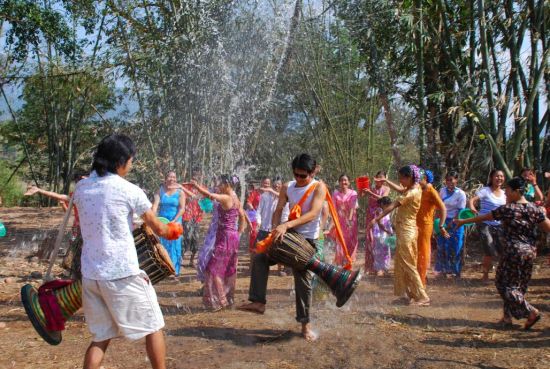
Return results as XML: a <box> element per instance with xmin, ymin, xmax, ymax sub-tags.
<box><xmin>524</xmin><ymin>313</ymin><xmax>541</xmax><ymax>330</ymax></box>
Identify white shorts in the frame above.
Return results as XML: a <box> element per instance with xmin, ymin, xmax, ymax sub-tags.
<box><xmin>82</xmin><ymin>272</ymin><xmax>165</xmax><ymax>342</ymax></box>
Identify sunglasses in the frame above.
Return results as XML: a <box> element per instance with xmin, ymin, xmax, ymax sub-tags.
<box><xmin>293</xmin><ymin>171</ymin><xmax>309</xmax><ymax>179</ymax></box>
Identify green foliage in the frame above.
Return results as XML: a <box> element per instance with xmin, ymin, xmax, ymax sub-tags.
<box><xmin>0</xmin><ymin>159</ymin><xmax>25</xmax><ymax>206</ymax></box>
<box><xmin>0</xmin><ymin>0</ymin><xmax>546</xmax><ymax>199</ymax></box>
<box><xmin>0</xmin><ymin>0</ymin><xmax>79</xmax><ymax>60</ymax></box>
<box><xmin>2</xmin><ymin>67</ymin><xmax>115</xmax><ymax>192</ymax></box>
<box><xmin>250</xmin><ymin>12</ymin><xmax>417</xmax><ymax>184</ymax></box>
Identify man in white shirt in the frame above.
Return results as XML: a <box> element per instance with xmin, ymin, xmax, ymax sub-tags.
<box><xmin>239</xmin><ymin>154</ymin><xmax>326</xmax><ymax>341</ymax></box>
<box><xmin>73</xmin><ymin>134</ymin><xmax>182</xmax><ymax>369</ymax></box>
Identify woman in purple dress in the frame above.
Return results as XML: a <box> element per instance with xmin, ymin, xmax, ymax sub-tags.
<box><xmin>191</xmin><ymin>175</ymin><xmax>246</xmax><ymax>311</ymax></box>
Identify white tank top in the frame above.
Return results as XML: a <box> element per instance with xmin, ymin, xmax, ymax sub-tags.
<box><xmin>287</xmin><ymin>179</ymin><xmax>321</xmax><ymax>239</ymax></box>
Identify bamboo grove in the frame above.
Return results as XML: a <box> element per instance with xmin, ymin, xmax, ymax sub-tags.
<box><xmin>0</xmin><ymin>0</ymin><xmax>547</xmax><ymax>203</ymax></box>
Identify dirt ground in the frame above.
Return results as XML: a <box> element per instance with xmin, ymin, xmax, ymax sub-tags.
<box><xmin>0</xmin><ymin>207</ymin><xmax>549</xmax><ymax>369</ymax></box>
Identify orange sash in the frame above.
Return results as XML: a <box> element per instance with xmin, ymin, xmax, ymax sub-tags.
<box><xmin>288</xmin><ymin>182</ymin><xmax>319</xmax><ymax>221</ymax></box>
<box><xmin>256</xmin><ymin>182</ymin><xmax>353</xmax><ymax>270</ymax></box>
<box><xmin>255</xmin><ymin>183</ymin><xmax>318</xmax><ymax>254</ymax></box>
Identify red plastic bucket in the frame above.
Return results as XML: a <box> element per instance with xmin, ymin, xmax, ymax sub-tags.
<box><xmin>355</xmin><ymin>176</ymin><xmax>370</xmax><ymax>191</ymax></box>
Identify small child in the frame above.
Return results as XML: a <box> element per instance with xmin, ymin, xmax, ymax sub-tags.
<box><xmin>373</xmin><ymin>196</ymin><xmax>394</xmax><ymax>276</ymax></box>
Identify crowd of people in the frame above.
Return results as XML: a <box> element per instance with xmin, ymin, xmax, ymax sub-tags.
<box><xmin>22</xmin><ymin>133</ymin><xmax>550</xmax><ymax>369</ymax></box>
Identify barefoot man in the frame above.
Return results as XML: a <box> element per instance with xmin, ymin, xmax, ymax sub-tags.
<box><xmin>239</xmin><ymin>153</ymin><xmax>326</xmax><ymax>341</ymax></box>
<box><xmin>74</xmin><ymin>134</ymin><xmax>182</xmax><ymax>369</ymax></box>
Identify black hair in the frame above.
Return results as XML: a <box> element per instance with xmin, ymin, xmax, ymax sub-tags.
<box><xmin>507</xmin><ymin>176</ymin><xmax>527</xmax><ymax>194</ymax></box>
<box><xmin>486</xmin><ymin>169</ymin><xmax>504</xmax><ymax>187</ymax></box>
<box><xmin>291</xmin><ymin>153</ymin><xmax>317</xmax><ymax>174</ymax></box>
<box><xmin>72</xmin><ymin>170</ymin><xmax>88</xmax><ymax>182</ymax></box>
<box><xmin>398</xmin><ymin>166</ymin><xmax>413</xmax><ymax>178</ymax></box>
<box><xmin>445</xmin><ymin>170</ymin><xmax>459</xmax><ymax>180</ymax></box>
<box><xmin>338</xmin><ymin>174</ymin><xmax>349</xmax><ymax>181</ymax></box>
<box><xmin>92</xmin><ymin>134</ymin><xmax>136</xmax><ymax>177</ymax></box>
<box><xmin>375</xmin><ymin>170</ymin><xmax>386</xmax><ymax>177</ymax></box>
<box><xmin>377</xmin><ymin>196</ymin><xmax>392</xmax><ymax>207</ymax></box>
<box><xmin>219</xmin><ymin>174</ymin><xmax>233</xmax><ymax>188</ymax></box>
<box><xmin>520</xmin><ymin>167</ymin><xmax>532</xmax><ymax>175</ymax></box>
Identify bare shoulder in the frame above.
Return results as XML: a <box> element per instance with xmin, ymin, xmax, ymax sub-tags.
<box><xmin>315</xmin><ymin>181</ymin><xmax>327</xmax><ymax>196</ymax></box>
<box><xmin>280</xmin><ymin>182</ymin><xmax>290</xmax><ymax>194</ymax></box>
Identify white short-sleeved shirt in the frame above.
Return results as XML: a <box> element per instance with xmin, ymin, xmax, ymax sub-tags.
<box><xmin>439</xmin><ymin>187</ymin><xmax>467</xmax><ymax>219</ymax></box>
<box><xmin>475</xmin><ymin>186</ymin><xmax>506</xmax><ymax>226</ymax></box>
<box><xmin>73</xmin><ymin>171</ymin><xmax>152</xmax><ymax>280</ymax></box>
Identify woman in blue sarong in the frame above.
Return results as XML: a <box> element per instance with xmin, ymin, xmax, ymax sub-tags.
<box><xmin>153</xmin><ymin>171</ymin><xmax>185</xmax><ymax>275</ymax></box>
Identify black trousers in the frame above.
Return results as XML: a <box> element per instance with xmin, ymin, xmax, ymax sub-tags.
<box><xmin>248</xmin><ymin>238</ymin><xmax>317</xmax><ymax>323</ymax></box>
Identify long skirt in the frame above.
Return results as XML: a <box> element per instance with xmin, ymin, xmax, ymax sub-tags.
<box><xmin>373</xmin><ymin>237</ymin><xmax>391</xmax><ymax>272</ymax></box>
<box><xmin>495</xmin><ymin>248</ymin><xmax>537</xmax><ymax>319</ymax></box>
<box><xmin>203</xmin><ymin>228</ymin><xmax>240</xmax><ymax>310</ymax></box>
<box><xmin>160</xmin><ymin>236</ymin><xmax>182</xmax><ymax>276</ymax></box>
<box><xmin>159</xmin><ymin>212</ymin><xmax>182</xmax><ymax>275</ymax></box>
<box><xmin>394</xmin><ymin>226</ymin><xmax>428</xmax><ymax>301</ymax></box>
<box><xmin>197</xmin><ymin>214</ymin><xmax>219</xmax><ymax>282</ymax></box>
<box><xmin>334</xmin><ymin>219</ymin><xmax>358</xmax><ymax>266</ymax></box>
<box><xmin>416</xmin><ymin>222</ymin><xmax>433</xmax><ymax>286</ymax></box>
<box><xmin>435</xmin><ymin>219</ymin><xmax>464</xmax><ymax>276</ymax></box>
<box><xmin>364</xmin><ymin>215</ymin><xmax>376</xmax><ymax>271</ymax></box>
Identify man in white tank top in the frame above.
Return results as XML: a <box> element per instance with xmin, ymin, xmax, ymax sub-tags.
<box><xmin>238</xmin><ymin>154</ymin><xmax>326</xmax><ymax>341</ymax></box>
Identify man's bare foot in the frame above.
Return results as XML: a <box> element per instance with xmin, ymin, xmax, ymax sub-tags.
<box><xmin>301</xmin><ymin>323</ymin><xmax>318</xmax><ymax>341</ymax></box>
<box><xmin>237</xmin><ymin>302</ymin><xmax>265</xmax><ymax>314</ymax></box>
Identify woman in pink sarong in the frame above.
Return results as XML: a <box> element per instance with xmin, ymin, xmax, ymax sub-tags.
<box><xmin>190</xmin><ymin>175</ymin><xmax>246</xmax><ymax>311</ymax></box>
<box><xmin>332</xmin><ymin>174</ymin><xmax>359</xmax><ymax>265</ymax></box>
<box><xmin>361</xmin><ymin>170</ymin><xmax>390</xmax><ymax>273</ymax></box>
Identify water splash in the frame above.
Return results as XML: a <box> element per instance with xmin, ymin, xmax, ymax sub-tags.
<box><xmin>143</xmin><ymin>0</ymin><xmax>301</xmax><ymax>178</ymax></box>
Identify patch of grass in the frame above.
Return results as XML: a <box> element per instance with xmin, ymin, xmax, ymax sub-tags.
<box><xmin>0</xmin><ymin>159</ymin><xmax>25</xmax><ymax>206</ymax></box>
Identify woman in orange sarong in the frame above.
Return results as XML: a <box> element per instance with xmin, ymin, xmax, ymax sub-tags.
<box><xmin>368</xmin><ymin>165</ymin><xmax>430</xmax><ymax>306</ymax></box>
<box><xmin>416</xmin><ymin>169</ymin><xmax>448</xmax><ymax>287</ymax></box>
